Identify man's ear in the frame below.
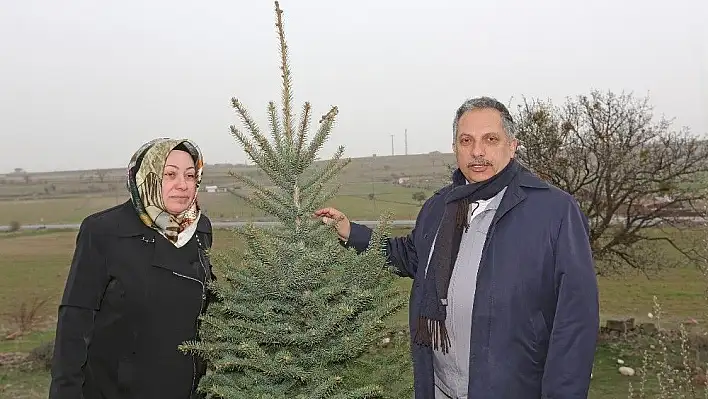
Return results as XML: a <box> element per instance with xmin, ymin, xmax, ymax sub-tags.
<box><xmin>510</xmin><ymin>139</ymin><xmax>519</xmax><ymax>157</ymax></box>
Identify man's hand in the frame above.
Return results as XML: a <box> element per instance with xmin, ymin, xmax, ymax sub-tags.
<box><xmin>313</xmin><ymin>207</ymin><xmax>351</xmax><ymax>242</ymax></box>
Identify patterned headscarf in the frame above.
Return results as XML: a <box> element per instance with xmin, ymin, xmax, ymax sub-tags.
<box><xmin>126</xmin><ymin>138</ymin><xmax>204</xmax><ymax>245</ymax></box>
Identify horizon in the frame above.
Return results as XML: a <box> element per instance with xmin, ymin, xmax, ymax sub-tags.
<box><xmin>2</xmin><ymin>151</ymin><xmax>454</xmax><ymax>175</ymax></box>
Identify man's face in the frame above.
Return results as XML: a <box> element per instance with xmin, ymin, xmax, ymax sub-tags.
<box><xmin>453</xmin><ymin>107</ymin><xmax>518</xmax><ymax>183</ymax></box>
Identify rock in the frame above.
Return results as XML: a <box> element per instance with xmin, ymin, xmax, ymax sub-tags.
<box><xmin>606</xmin><ymin>318</ymin><xmax>635</xmax><ymax>333</ymax></box>
<box><xmin>640</xmin><ymin>323</ymin><xmax>657</xmax><ymax>334</ymax></box>
<box><xmin>619</xmin><ymin>366</ymin><xmax>635</xmax><ymax>376</ymax></box>
<box><xmin>617</xmin><ymin>359</ymin><xmax>625</xmax><ymax>365</ymax></box>
<box><xmin>692</xmin><ymin>368</ymin><xmax>708</xmax><ymax>386</ymax></box>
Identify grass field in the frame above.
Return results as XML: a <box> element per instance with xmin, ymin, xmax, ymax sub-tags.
<box><xmin>0</xmin><ymin>152</ymin><xmax>454</xmax><ymax>227</ymax></box>
<box><xmin>0</xmin><ymin>186</ymin><xmax>428</xmax><ymax>227</ymax></box>
<box><xmin>1</xmin><ymin>227</ymin><xmax>707</xmax><ymax>398</ymax></box>
<box><xmin>1</xmin><ymin>153</ymin><xmax>707</xmax><ymax>397</ymax></box>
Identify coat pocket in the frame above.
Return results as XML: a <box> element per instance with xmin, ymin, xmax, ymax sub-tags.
<box><xmin>530</xmin><ymin>311</ymin><xmax>550</xmax><ymax>363</ymax></box>
<box><xmin>116</xmin><ymin>357</ymin><xmax>135</xmax><ymax>392</ymax></box>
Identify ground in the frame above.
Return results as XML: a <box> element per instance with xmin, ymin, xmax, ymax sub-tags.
<box><xmin>1</xmin><ymin>227</ymin><xmax>707</xmax><ymax>398</ymax></box>
<box><xmin>1</xmin><ymin>154</ymin><xmax>707</xmax><ymax>398</ymax></box>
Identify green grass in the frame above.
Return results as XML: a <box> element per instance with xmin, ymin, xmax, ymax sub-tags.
<box><xmin>0</xmin><ymin>368</ymin><xmax>48</xmax><ymax>399</ymax></box>
<box><xmin>0</xmin><ymin>188</ymin><xmax>425</xmax><ymax>226</ymax></box>
<box><xmin>0</xmin><ymin>196</ymin><xmax>126</xmax><ymax>226</ymax></box>
<box><xmin>0</xmin><ymin>335</ymin><xmax>670</xmax><ymax>399</ymax></box>
<box><xmin>1</xmin><ymin>228</ymin><xmax>707</xmax><ymax>398</ymax></box>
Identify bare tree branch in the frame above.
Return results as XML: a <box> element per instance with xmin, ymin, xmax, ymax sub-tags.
<box><xmin>515</xmin><ymin>90</ymin><xmax>708</xmax><ymax>274</ymax></box>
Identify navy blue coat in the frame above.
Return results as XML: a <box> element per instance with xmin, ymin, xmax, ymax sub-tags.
<box><xmin>347</xmin><ymin>167</ymin><xmax>599</xmax><ymax>398</ymax></box>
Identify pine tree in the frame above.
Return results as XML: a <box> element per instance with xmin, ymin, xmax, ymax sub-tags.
<box><xmin>179</xmin><ymin>2</ymin><xmax>408</xmax><ymax>398</ymax></box>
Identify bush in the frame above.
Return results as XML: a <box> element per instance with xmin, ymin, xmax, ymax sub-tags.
<box><xmin>3</xmin><ymin>296</ymin><xmax>49</xmax><ymax>335</ymax></box>
<box><xmin>26</xmin><ymin>341</ymin><xmax>54</xmax><ymax>370</ymax></box>
<box><xmin>8</xmin><ymin>220</ymin><xmax>20</xmax><ymax>232</ymax></box>
<box><xmin>627</xmin><ymin>296</ymin><xmax>708</xmax><ymax>398</ymax></box>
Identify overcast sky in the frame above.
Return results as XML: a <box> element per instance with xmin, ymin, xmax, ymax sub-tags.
<box><xmin>1</xmin><ymin>0</ymin><xmax>706</xmax><ymax>173</ymax></box>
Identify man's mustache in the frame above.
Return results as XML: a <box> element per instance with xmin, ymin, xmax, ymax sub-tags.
<box><xmin>467</xmin><ymin>157</ymin><xmax>492</xmax><ymax>167</ymax></box>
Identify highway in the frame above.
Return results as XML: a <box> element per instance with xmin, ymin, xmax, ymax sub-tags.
<box><xmin>0</xmin><ymin>220</ymin><xmax>419</xmax><ymax>232</ymax></box>
<box><xmin>4</xmin><ymin>214</ymin><xmax>707</xmax><ymax>233</ymax></box>
<box><xmin>2</xmin><ymin>215</ymin><xmax>706</xmax><ymax>232</ymax></box>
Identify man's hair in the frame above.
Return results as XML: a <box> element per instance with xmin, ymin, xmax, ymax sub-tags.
<box><xmin>452</xmin><ymin>96</ymin><xmax>516</xmax><ymax>143</ymax></box>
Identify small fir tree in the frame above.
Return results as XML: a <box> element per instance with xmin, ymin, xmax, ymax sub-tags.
<box><xmin>179</xmin><ymin>2</ymin><xmax>408</xmax><ymax>398</ymax></box>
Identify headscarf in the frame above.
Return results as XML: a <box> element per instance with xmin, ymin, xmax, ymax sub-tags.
<box><xmin>126</xmin><ymin>138</ymin><xmax>204</xmax><ymax>246</ymax></box>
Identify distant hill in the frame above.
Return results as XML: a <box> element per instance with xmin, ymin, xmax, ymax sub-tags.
<box><xmin>0</xmin><ymin>152</ymin><xmax>457</xmax><ymax>201</ymax></box>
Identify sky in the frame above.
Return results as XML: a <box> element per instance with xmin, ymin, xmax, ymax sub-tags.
<box><xmin>1</xmin><ymin>0</ymin><xmax>706</xmax><ymax>173</ymax></box>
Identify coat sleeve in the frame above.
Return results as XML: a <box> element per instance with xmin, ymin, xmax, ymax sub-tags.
<box><xmin>49</xmin><ymin>218</ymin><xmax>109</xmax><ymax>399</ymax></box>
<box><xmin>541</xmin><ymin>198</ymin><xmax>600</xmax><ymax>398</ymax></box>
<box><xmin>346</xmin><ymin>222</ymin><xmax>419</xmax><ymax>278</ymax></box>
<box><xmin>344</xmin><ymin>192</ymin><xmax>440</xmax><ymax>279</ymax></box>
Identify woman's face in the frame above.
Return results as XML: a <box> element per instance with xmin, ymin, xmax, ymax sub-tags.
<box><xmin>161</xmin><ymin>149</ymin><xmax>197</xmax><ymax>215</ymax></box>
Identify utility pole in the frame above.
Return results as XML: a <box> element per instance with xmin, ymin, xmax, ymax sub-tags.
<box><xmin>369</xmin><ymin>157</ymin><xmax>377</xmax><ymax>212</ymax></box>
<box><xmin>390</xmin><ymin>134</ymin><xmax>395</xmax><ymax>156</ymax></box>
<box><xmin>404</xmin><ymin>128</ymin><xmax>408</xmax><ymax>155</ymax></box>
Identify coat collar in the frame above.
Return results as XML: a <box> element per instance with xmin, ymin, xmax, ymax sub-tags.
<box><xmin>515</xmin><ymin>164</ymin><xmax>549</xmax><ymax>189</ymax></box>
<box><xmin>440</xmin><ymin>161</ymin><xmax>549</xmax><ymax>224</ymax></box>
<box><xmin>444</xmin><ymin>160</ymin><xmax>549</xmax><ymax>192</ymax></box>
<box><xmin>493</xmin><ymin>164</ymin><xmax>549</xmax><ymax>223</ymax></box>
<box><xmin>114</xmin><ymin>200</ymin><xmax>210</xmax><ymax>237</ymax></box>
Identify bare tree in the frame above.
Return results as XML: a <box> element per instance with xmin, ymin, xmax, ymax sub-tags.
<box><xmin>515</xmin><ymin>90</ymin><xmax>708</xmax><ymax>274</ymax></box>
<box><xmin>95</xmin><ymin>169</ymin><xmax>108</xmax><ymax>183</ymax></box>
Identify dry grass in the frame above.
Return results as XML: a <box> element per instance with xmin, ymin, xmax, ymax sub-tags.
<box><xmin>0</xmin><ymin>233</ymin><xmax>77</xmax><ymax>326</ymax></box>
<box><xmin>0</xmin><ymin>189</ymin><xmax>427</xmax><ymax>226</ymax></box>
<box><xmin>0</xmin><ymin>196</ymin><xmax>126</xmax><ymax>226</ymax></box>
<box><xmin>0</xmin><ymin>227</ymin><xmax>706</xmax><ymax>398</ymax></box>
<box><xmin>0</xmin><ymin>152</ymin><xmax>454</xmax><ymax>227</ymax></box>
<box><xmin>600</xmin><ymin>267</ymin><xmax>708</xmax><ymax>326</ymax></box>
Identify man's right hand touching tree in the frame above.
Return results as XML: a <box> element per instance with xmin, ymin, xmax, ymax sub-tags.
<box><xmin>313</xmin><ymin>207</ymin><xmax>352</xmax><ymax>242</ymax></box>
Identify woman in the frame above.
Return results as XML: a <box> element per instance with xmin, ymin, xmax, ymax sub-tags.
<box><xmin>49</xmin><ymin>138</ymin><xmax>217</xmax><ymax>399</ymax></box>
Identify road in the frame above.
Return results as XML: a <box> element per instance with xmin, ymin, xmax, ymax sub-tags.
<box><xmin>2</xmin><ymin>216</ymin><xmax>706</xmax><ymax>232</ymax></box>
<box><xmin>0</xmin><ymin>220</ymin><xmax>419</xmax><ymax>232</ymax></box>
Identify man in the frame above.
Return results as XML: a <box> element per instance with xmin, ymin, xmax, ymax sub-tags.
<box><xmin>314</xmin><ymin>97</ymin><xmax>599</xmax><ymax>398</ymax></box>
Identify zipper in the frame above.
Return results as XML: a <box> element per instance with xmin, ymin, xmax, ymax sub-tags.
<box><xmin>172</xmin><ymin>247</ymin><xmax>207</xmax><ymax>397</ymax></box>
<box><xmin>164</xmin><ymin>234</ymin><xmax>213</xmax><ymax>396</ymax></box>
<box><xmin>197</xmin><ymin>248</ymin><xmax>209</xmax><ymax>306</ymax></box>
<box><xmin>172</xmin><ymin>271</ymin><xmax>204</xmax><ymax>290</ymax></box>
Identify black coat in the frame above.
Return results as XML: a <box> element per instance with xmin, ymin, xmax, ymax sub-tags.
<box><xmin>49</xmin><ymin>200</ymin><xmax>217</xmax><ymax>399</ymax></box>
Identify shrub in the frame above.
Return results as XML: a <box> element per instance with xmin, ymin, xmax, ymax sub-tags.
<box><xmin>628</xmin><ymin>297</ymin><xmax>708</xmax><ymax>398</ymax></box>
<box><xmin>27</xmin><ymin>341</ymin><xmax>54</xmax><ymax>370</ymax></box>
<box><xmin>4</xmin><ymin>297</ymin><xmax>49</xmax><ymax>335</ymax></box>
<box><xmin>8</xmin><ymin>220</ymin><xmax>20</xmax><ymax>232</ymax></box>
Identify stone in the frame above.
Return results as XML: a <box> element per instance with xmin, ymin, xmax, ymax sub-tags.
<box><xmin>606</xmin><ymin>318</ymin><xmax>635</xmax><ymax>333</ymax></box>
<box><xmin>640</xmin><ymin>322</ymin><xmax>657</xmax><ymax>334</ymax></box>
